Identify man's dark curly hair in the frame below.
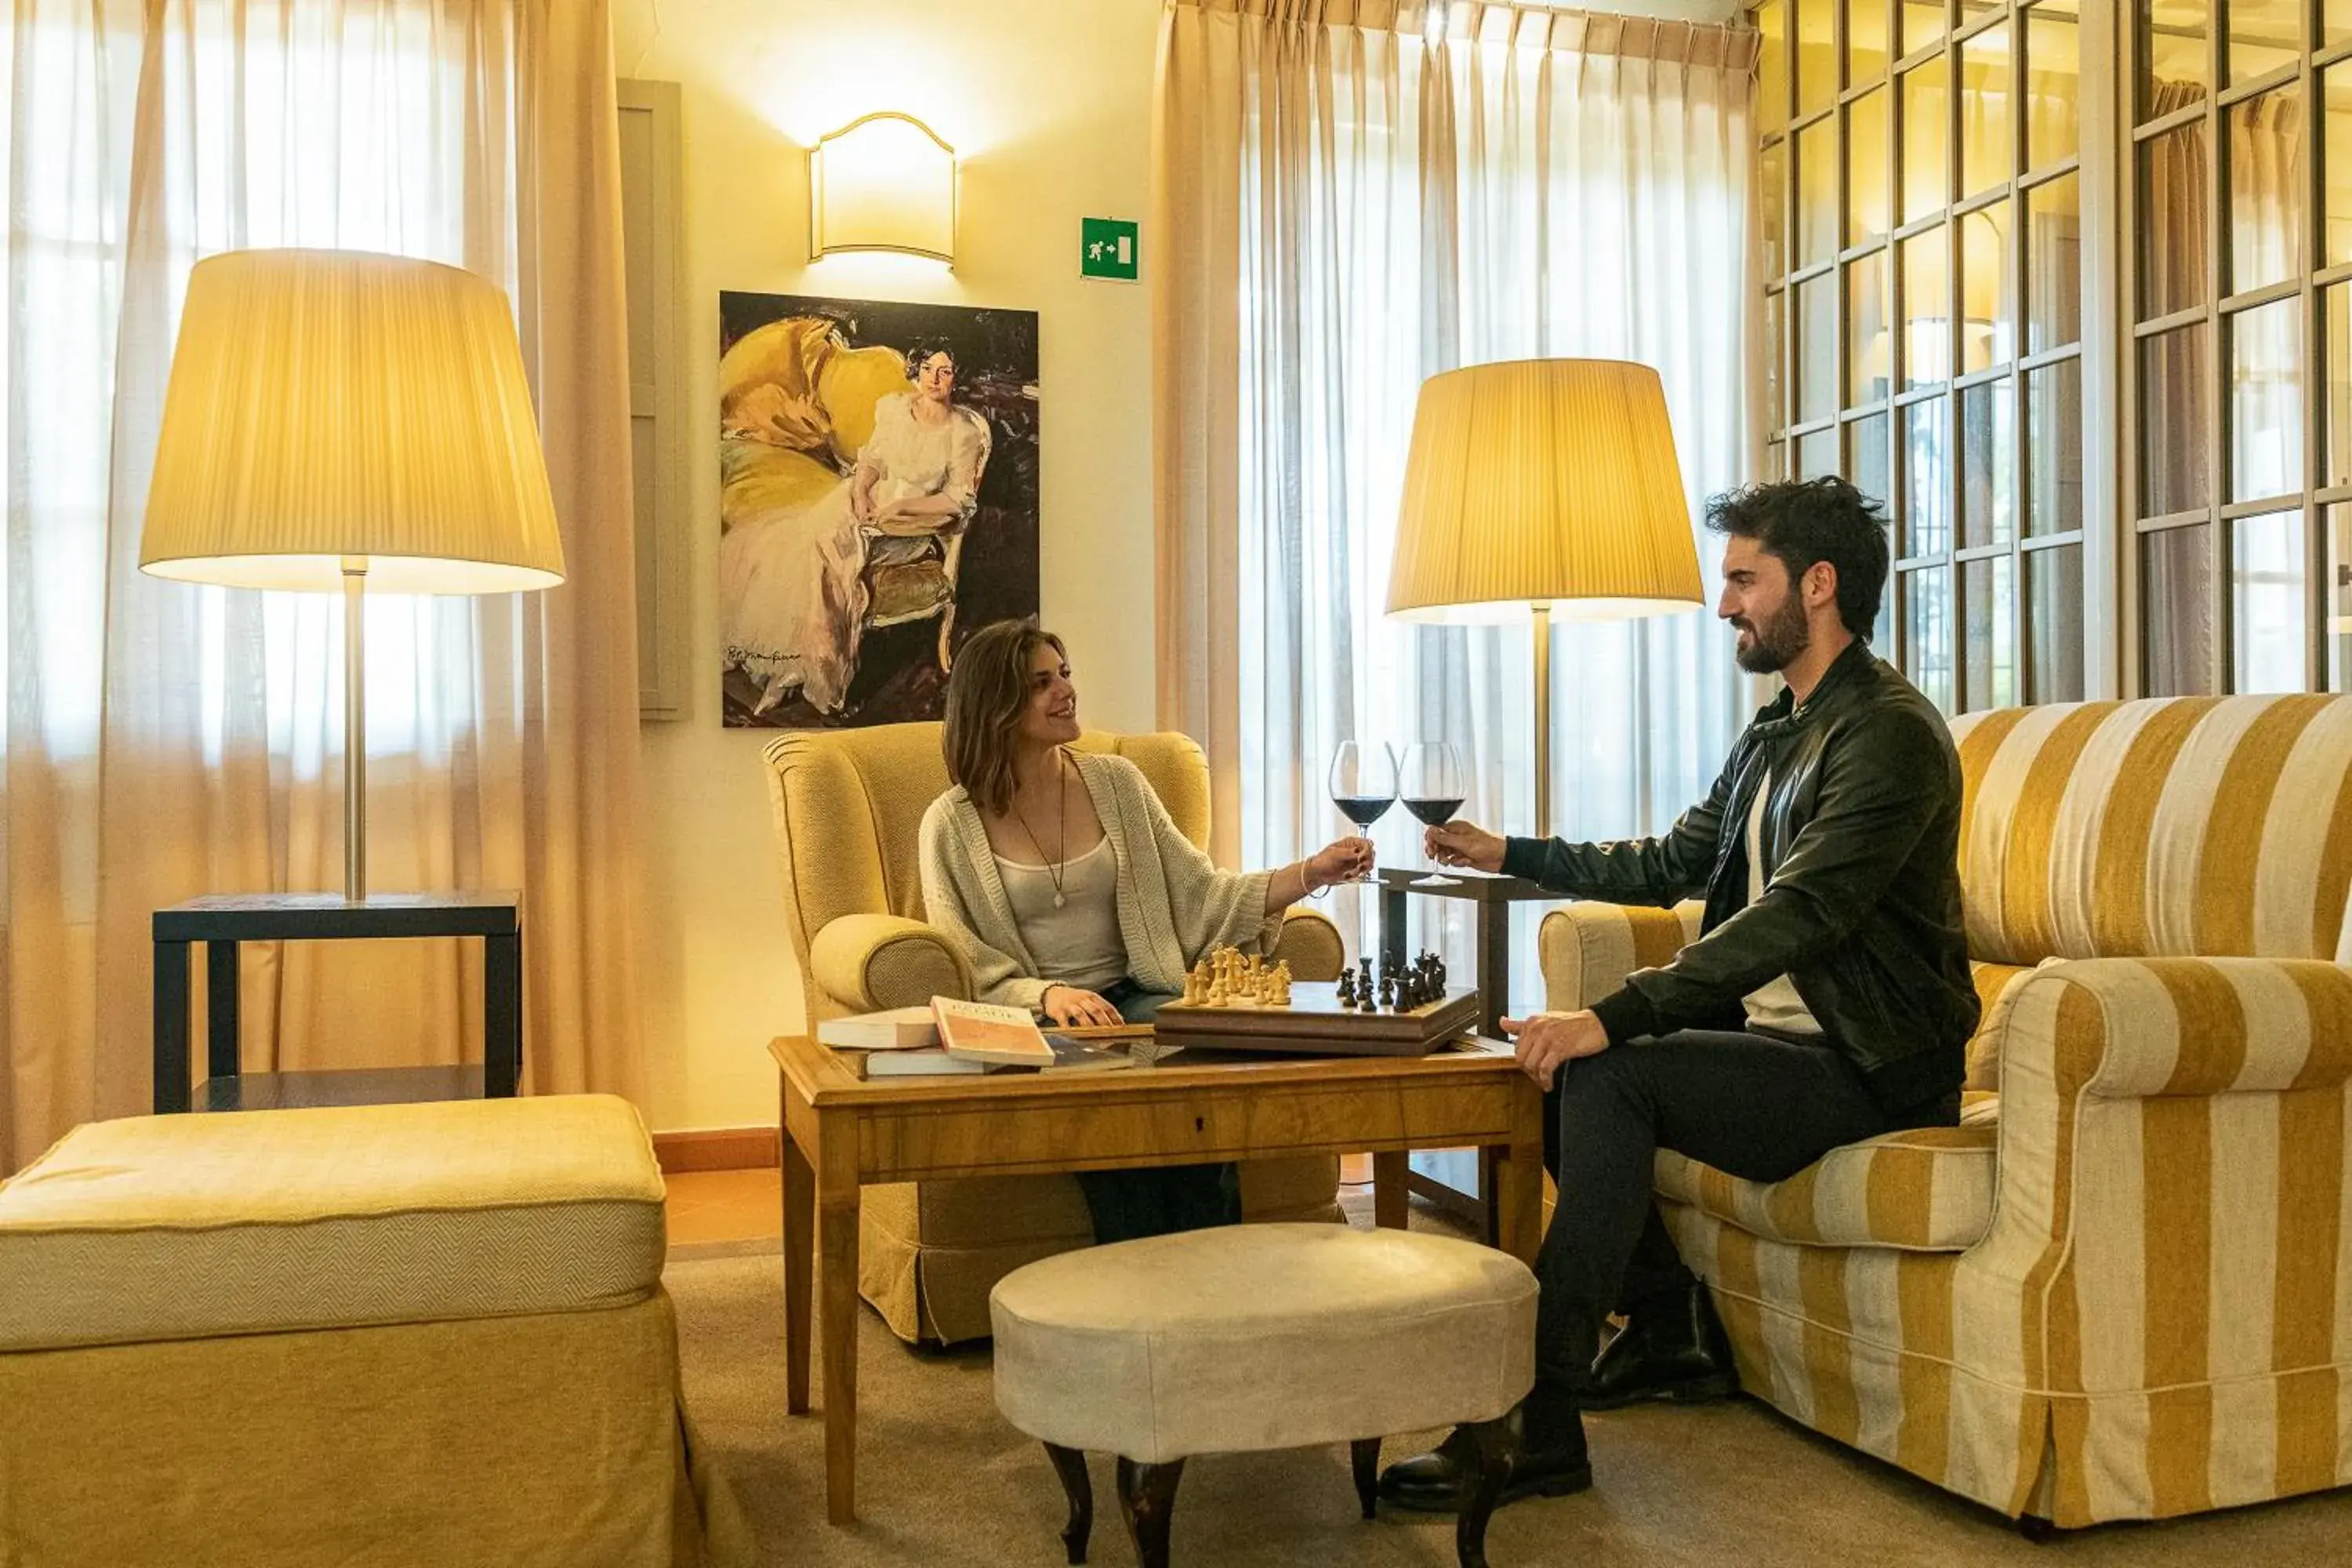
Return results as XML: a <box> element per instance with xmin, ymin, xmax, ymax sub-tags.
<box><xmin>1704</xmin><ymin>476</ymin><xmax>1891</xmax><ymax>641</ymax></box>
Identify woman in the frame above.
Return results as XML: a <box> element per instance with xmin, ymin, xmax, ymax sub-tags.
<box><xmin>720</xmin><ymin>338</ymin><xmax>993</xmax><ymax>715</ymax></box>
<box><xmin>918</xmin><ymin>619</ymin><xmax>1372</xmax><ymax>1243</ymax></box>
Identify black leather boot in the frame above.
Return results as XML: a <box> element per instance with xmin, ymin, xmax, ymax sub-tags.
<box><xmin>1582</xmin><ymin>1283</ymin><xmax>1738</xmax><ymax>1410</ymax></box>
<box><xmin>1376</xmin><ymin>1383</ymin><xmax>1592</xmax><ymax>1514</ymax></box>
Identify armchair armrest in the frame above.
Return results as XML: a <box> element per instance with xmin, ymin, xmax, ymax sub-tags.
<box><xmin>1273</xmin><ymin>907</ymin><xmax>1345</xmax><ymax>982</ymax></box>
<box><xmin>1994</xmin><ymin>956</ymin><xmax>2352</xmax><ymax>1102</ymax></box>
<box><xmin>1962</xmin><ymin>956</ymin><xmax>2352</xmax><ymax>1434</ymax></box>
<box><xmin>1537</xmin><ymin>899</ymin><xmax>1704</xmax><ymax>1011</ymax></box>
<box><xmin>809</xmin><ymin>913</ymin><xmax>975</xmax><ymax>1014</ymax></box>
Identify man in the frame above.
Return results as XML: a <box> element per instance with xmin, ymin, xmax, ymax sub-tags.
<box><xmin>1379</xmin><ymin>476</ymin><xmax>1978</xmax><ymax>1511</ymax></box>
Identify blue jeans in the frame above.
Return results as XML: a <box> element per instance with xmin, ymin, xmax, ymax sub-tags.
<box><xmin>1069</xmin><ymin>979</ymin><xmax>1241</xmax><ymax>1245</ymax></box>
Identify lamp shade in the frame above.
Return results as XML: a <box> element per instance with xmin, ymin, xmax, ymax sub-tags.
<box><xmin>140</xmin><ymin>249</ymin><xmax>566</xmax><ymax>595</ymax></box>
<box><xmin>810</xmin><ymin>111</ymin><xmax>956</xmax><ymax>264</ymax></box>
<box><xmin>1386</xmin><ymin>358</ymin><xmax>1704</xmax><ymax>624</ymax></box>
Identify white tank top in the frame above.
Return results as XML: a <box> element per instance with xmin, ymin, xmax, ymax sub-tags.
<box><xmin>996</xmin><ymin>836</ymin><xmax>1128</xmax><ymax>993</ymax></box>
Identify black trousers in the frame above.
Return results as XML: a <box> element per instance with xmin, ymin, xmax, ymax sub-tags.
<box><xmin>1070</xmin><ymin>979</ymin><xmax>1241</xmax><ymax>1245</ymax></box>
<box><xmin>1533</xmin><ymin>1028</ymin><xmax>1954</xmax><ymax>1392</ymax></box>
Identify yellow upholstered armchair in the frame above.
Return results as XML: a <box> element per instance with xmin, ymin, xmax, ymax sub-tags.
<box><xmin>1539</xmin><ymin>694</ymin><xmax>2352</xmax><ymax>1530</ymax></box>
<box><xmin>763</xmin><ymin>720</ymin><xmax>1348</xmax><ymax>1345</ymax></box>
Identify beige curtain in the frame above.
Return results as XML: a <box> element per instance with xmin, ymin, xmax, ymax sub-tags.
<box><xmin>2139</xmin><ymin>78</ymin><xmax>2211</xmax><ymax>695</ymax></box>
<box><xmin>2</xmin><ymin>0</ymin><xmax>644</xmax><ymax>1173</ymax></box>
<box><xmin>1152</xmin><ymin>0</ymin><xmax>1754</xmax><ymax>1006</ymax></box>
<box><xmin>2138</xmin><ymin>77</ymin><xmax>2302</xmax><ymax>695</ymax></box>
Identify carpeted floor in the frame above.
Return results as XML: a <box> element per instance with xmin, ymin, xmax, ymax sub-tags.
<box><xmin>666</xmin><ymin>1210</ymin><xmax>2352</xmax><ymax>1566</ymax></box>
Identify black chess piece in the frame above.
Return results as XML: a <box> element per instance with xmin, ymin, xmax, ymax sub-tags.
<box><xmin>1337</xmin><ymin>970</ymin><xmax>1356</xmax><ymax>1009</ymax></box>
<box><xmin>1359</xmin><ymin>957</ymin><xmax>1374</xmax><ymax>997</ymax></box>
<box><xmin>1377</xmin><ymin>975</ymin><xmax>1396</xmax><ymax>1011</ymax></box>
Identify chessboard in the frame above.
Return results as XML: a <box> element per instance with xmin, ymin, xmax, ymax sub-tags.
<box><xmin>1152</xmin><ymin>948</ymin><xmax>1480</xmax><ymax>1058</ymax></box>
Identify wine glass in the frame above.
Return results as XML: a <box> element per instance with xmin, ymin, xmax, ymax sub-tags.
<box><xmin>1327</xmin><ymin>740</ymin><xmax>1396</xmax><ymax>885</ymax></box>
<box><xmin>1399</xmin><ymin>741</ymin><xmax>1467</xmax><ymax>887</ymax></box>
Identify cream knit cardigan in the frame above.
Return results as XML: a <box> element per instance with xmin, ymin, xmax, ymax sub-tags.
<box><xmin>917</xmin><ymin>750</ymin><xmax>1285</xmax><ymax>1011</ymax></box>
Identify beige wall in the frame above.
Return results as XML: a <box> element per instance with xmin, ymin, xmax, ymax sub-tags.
<box><xmin>613</xmin><ymin>0</ymin><xmax>1163</xmax><ymax>1133</ymax></box>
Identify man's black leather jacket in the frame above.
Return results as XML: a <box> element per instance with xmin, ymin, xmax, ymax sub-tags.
<box><xmin>1501</xmin><ymin>638</ymin><xmax>1976</xmax><ymax>1114</ymax></box>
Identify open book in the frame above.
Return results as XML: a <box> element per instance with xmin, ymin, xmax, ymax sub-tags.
<box><xmin>931</xmin><ymin>996</ymin><xmax>1054</xmax><ymax>1067</ymax></box>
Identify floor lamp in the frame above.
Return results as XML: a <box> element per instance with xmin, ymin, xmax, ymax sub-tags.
<box><xmin>1385</xmin><ymin>359</ymin><xmax>1704</xmax><ymax>839</ymax></box>
<box><xmin>139</xmin><ymin>249</ymin><xmax>567</xmax><ymax>902</ymax></box>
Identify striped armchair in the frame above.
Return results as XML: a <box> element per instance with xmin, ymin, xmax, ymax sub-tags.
<box><xmin>1539</xmin><ymin>695</ymin><xmax>2352</xmax><ymax>1529</ymax></box>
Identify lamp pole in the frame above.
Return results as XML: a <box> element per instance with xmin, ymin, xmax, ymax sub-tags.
<box><xmin>343</xmin><ymin>555</ymin><xmax>368</xmax><ymax>902</ymax></box>
<box><xmin>1531</xmin><ymin>601</ymin><xmax>1552</xmax><ymax>841</ymax></box>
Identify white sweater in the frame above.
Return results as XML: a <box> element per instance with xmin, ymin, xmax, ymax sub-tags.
<box><xmin>917</xmin><ymin>750</ymin><xmax>1284</xmax><ymax>1011</ymax></box>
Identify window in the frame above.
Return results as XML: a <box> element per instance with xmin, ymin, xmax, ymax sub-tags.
<box><xmin>1759</xmin><ymin>0</ymin><xmax>2087</xmax><ymax>710</ymax></box>
<box><xmin>2127</xmin><ymin>0</ymin><xmax>2344</xmax><ymax>692</ymax></box>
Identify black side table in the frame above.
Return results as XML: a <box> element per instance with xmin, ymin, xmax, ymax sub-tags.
<box><xmin>153</xmin><ymin>891</ymin><xmax>521</xmax><ymax>1114</ymax></box>
<box><xmin>1377</xmin><ymin>866</ymin><xmax>1557</xmax><ymax>1036</ymax></box>
<box><xmin>1377</xmin><ymin>866</ymin><xmax>1560</xmax><ymax>1235</ymax></box>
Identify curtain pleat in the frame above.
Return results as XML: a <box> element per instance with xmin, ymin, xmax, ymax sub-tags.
<box><xmin>1154</xmin><ymin>0</ymin><xmax>1755</xmax><ymax>1004</ymax></box>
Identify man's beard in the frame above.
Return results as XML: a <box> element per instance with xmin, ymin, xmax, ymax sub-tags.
<box><xmin>1732</xmin><ymin>592</ymin><xmax>1812</xmax><ymax>674</ymax></box>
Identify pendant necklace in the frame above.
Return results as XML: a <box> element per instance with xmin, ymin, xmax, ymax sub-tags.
<box><xmin>1011</xmin><ymin>753</ymin><xmax>1069</xmax><ymax>908</ymax></box>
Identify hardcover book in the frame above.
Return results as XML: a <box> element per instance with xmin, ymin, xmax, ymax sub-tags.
<box><xmin>816</xmin><ymin>1005</ymin><xmax>939</xmax><ymax>1051</ymax></box>
<box><xmin>931</xmin><ymin>996</ymin><xmax>1054</xmax><ymax>1066</ymax></box>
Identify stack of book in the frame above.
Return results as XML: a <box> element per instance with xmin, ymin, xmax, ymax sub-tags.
<box><xmin>817</xmin><ymin>998</ymin><xmax>1176</xmax><ymax>1079</ymax></box>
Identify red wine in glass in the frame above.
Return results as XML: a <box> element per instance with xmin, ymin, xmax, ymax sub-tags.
<box><xmin>1400</xmin><ymin>742</ymin><xmax>1466</xmax><ymax>885</ymax></box>
<box><xmin>1327</xmin><ymin>741</ymin><xmax>1396</xmax><ymax>882</ymax></box>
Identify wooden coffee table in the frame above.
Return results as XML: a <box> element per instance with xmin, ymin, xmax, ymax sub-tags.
<box><xmin>769</xmin><ymin>1033</ymin><xmax>1548</xmax><ymax>1525</ymax></box>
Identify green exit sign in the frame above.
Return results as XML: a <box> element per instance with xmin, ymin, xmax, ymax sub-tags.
<box><xmin>1081</xmin><ymin>217</ymin><xmax>1139</xmax><ymax>281</ymax></box>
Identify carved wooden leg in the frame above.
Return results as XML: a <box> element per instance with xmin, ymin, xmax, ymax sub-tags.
<box><xmin>1453</xmin><ymin>1416</ymin><xmax>1518</xmax><ymax>1568</ymax></box>
<box><xmin>1350</xmin><ymin>1438</ymin><xmax>1381</xmax><ymax>1520</ymax></box>
<box><xmin>1044</xmin><ymin>1444</ymin><xmax>1093</xmax><ymax>1565</ymax></box>
<box><xmin>1115</xmin><ymin>1456</ymin><xmax>1185</xmax><ymax>1568</ymax></box>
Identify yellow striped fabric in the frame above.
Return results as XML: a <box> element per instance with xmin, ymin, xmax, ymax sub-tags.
<box><xmin>1662</xmin><ymin>1200</ymin><xmax>2047</xmax><ymax>1519</ymax></box>
<box><xmin>1950</xmin><ymin>696</ymin><xmax>2352</xmax><ymax>967</ymax></box>
<box><xmin>1654</xmin><ymin>1123</ymin><xmax>1995</xmax><ymax>1250</ymax></box>
<box><xmin>1552</xmin><ymin>696</ymin><xmax>2352</xmax><ymax>1528</ymax></box>
<box><xmin>1966</xmin><ymin>960</ymin><xmax>2035</xmax><ymax>1091</ymax></box>
<box><xmin>1536</xmin><ymin>898</ymin><xmax>1705</xmax><ymax>1013</ymax></box>
<box><xmin>1671</xmin><ymin>956</ymin><xmax>2352</xmax><ymax>1527</ymax></box>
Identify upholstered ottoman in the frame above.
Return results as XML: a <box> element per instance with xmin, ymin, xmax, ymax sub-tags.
<box><xmin>0</xmin><ymin>1094</ymin><xmax>713</xmax><ymax>1568</ymax></box>
<box><xmin>990</xmin><ymin>1223</ymin><xmax>1537</xmax><ymax>1568</ymax></box>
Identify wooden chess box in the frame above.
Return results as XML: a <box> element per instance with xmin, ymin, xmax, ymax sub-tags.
<box><xmin>1152</xmin><ymin>982</ymin><xmax>1481</xmax><ymax>1057</ymax></box>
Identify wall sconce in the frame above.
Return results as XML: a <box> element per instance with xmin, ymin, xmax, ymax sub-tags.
<box><xmin>810</xmin><ymin>111</ymin><xmax>956</xmax><ymax>266</ymax></box>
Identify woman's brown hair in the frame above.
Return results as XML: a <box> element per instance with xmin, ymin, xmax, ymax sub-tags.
<box><xmin>942</xmin><ymin>619</ymin><xmax>1066</xmax><ymax>815</ymax></box>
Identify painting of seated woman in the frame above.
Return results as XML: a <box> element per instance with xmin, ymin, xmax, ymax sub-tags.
<box><xmin>717</xmin><ymin>291</ymin><xmax>1040</xmax><ymax>728</ymax></box>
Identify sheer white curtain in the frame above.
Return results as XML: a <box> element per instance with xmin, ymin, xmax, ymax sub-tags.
<box><xmin>1156</xmin><ymin>0</ymin><xmax>1756</xmax><ymax>1010</ymax></box>
<box><xmin>2</xmin><ymin>0</ymin><xmax>644</xmax><ymax>1171</ymax></box>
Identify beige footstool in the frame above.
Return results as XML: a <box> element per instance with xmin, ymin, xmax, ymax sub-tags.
<box><xmin>0</xmin><ymin>1094</ymin><xmax>712</xmax><ymax>1568</ymax></box>
<box><xmin>989</xmin><ymin>1222</ymin><xmax>1537</xmax><ymax>1568</ymax></box>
